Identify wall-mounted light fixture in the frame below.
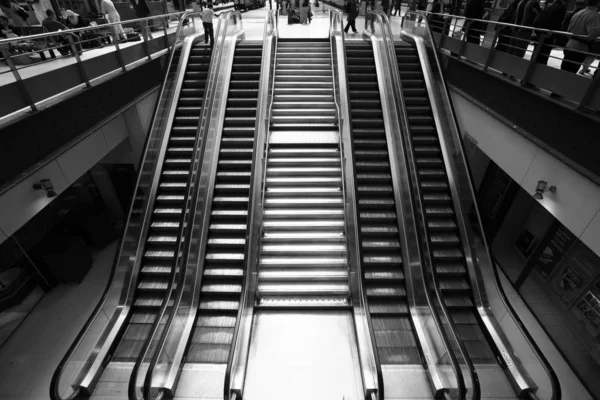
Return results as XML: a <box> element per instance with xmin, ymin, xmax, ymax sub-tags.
<box><xmin>33</xmin><ymin>179</ymin><xmax>57</xmax><ymax>198</ymax></box>
<box><xmin>533</xmin><ymin>180</ymin><xmax>556</xmax><ymax>200</ymax></box>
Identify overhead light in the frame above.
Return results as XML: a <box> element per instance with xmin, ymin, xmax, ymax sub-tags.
<box><xmin>533</xmin><ymin>180</ymin><xmax>556</xmax><ymax>200</ymax></box>
<box><xmin>33</xmin><ymin>179</ymin><xmax>57</xmax><ymax>198</ymax></box>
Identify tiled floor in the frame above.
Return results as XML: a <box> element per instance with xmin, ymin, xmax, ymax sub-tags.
<box><xmin>0</xmin><ymin>241</ymin><xmax>116</xmax><ymax>400</ymax></box>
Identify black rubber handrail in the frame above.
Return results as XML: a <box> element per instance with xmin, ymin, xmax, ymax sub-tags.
<box><xmin>49</xmin><ymin>12</ymin><xmax>195</xmax><ymax>400</ymax></box>
<box><xmin>375</xmin><ymin>10</ymin><xmax>477</xmax><ymax>400</ymax></box>
<box><xmin>402</xmin><ymin>10</ymin><xmax>561</xmax><ymax>400</ymax></box>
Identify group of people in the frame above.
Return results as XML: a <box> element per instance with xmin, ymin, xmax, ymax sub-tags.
<box><xmin>285</xmin><ymin>0</ymin><xmax>315</xmax><ymax>24</ymax></box>
<box><xmin>492</xmin><ymin>0</ymin><xmax>599</xmax><ymax>74</ymax></box>
<box><xmin>0</xmin><ymin>0</ymin><xmax>158</xmax><ymax>65</ymax></box>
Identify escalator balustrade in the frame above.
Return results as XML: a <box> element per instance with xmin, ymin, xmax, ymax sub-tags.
<box><xmin>346</xmin><ymin>42</ymin><xmax>422</xmax><ymax>364</ymax></box>
<box><xmin>394</xmin><ymin>42</ymin><xmax>495</xmax><ymax>364</ymax></box>
<box><xmin>185</xmin><ymin>41</ymin><xmax>262</xmax><ymax>363</ymax></box>
<box><xmin>112</xmin><ymin>45</ymin><xmax>213</xmax><ymax>362</ymax></box>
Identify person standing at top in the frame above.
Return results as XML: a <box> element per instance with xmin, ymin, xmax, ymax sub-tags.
<box><xmin>344</xmin><ymin>0</ymin><xmax>358</xmax><ymax>35</ymax></box>
<box><xmin>561</xmin><ymin>0</ymin><xmax>600</xmax><ymax>73</ymax></box>
<box><xmin>130</xmin><ymin>0</ymin><xmax>152</xmax><ymax>40</ymax></box>
<box><xmin>101</xmin><ymin>0</ymin><xmax>125</xmax><ymax>40</ymax></box>
<box><xmin>201</xmin><ymin>4</ymin><xmax>219</xmax><ymax>48</ymax></box>
<box><xmin>532</xmin><ymin>0</ymin><xmax>566</xmax><ymax>65</ymax></box>
<box><xmin>391</xmin><ymin>0</ymin><xmax>402</xmax><ymax>16</ymax></box>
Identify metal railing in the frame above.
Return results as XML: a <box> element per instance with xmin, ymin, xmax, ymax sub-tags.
<box><xmin>0</xmin><ymin>11</ymin><xmax>195</xmax><ymax>123</ymax></box>
<box><xmin>397</xmin><ymin>10</ymin><xmax>560</xmax><ymax>400</ymax></box>
<box><xmin>395</xmin><ymin>11</ymin><xmax>600</xmax><ymax>113</ymax></box>
<box><xmin>47</xmin><ymin>9</ymin><xmax>207</xmax><ymax>400</ymax></box>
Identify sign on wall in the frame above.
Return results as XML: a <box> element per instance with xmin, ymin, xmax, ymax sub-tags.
<box><xmin>550</xmin><ymin>242</ymin><xmax>599</xmax><ymax>308</ymax></box>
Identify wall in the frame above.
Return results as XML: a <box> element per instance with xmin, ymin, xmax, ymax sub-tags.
<box><xmin>451</xmin><ymin>89</ymin><xmax>600</xmax><ymax>257</ymax></box>
<box><xmin>0</xmin><ymin>88</ymin><xmax>160</xmax><ymax>248</ymax></box>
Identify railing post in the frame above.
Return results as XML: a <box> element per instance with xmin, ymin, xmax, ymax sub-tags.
<box><xmin>437</xmin><ymin>17</ymin><xmax>451</xmax><ymax>49</ymax></box>
<box><xmin>483</xmin><ymin>28</ymin><xmax>501</xmax><ymax>71</ymax></box>
<box><xmin>163</xmin><ymin>19</ymin><xmax>171</xmax><ymax>51</ymax></box>
<box><xmin>142</xmin><ymin>22</ymin><xmax>152</xmax><ymax>61</ymax></box>
<box><xmin>458</xmin><ymin>22</ymin><xmax>469</xmax><ymax>59</ymax></box>
<box><xmin>521</xmin><ymin>33</ymin><xmax>546</xmax><ymax>86</ymax></box>
<box><xmin>113</xmin><ymin>39</ymin><xmax>127</xmax><ymax>72</ymax></box>
<box><xmin>578</xmin><ymin>70</ymin><xmax>600</xmax><ymax>111</ymax></box>
<box><xmin>0</xmin><ymin>47</ymin><xmax>37</xmax><ymax>112</ymax></box>
<box><xmin>66</xmin><ymin>34</ymin><xmax>91</xmax><ymax>88</ymax></box>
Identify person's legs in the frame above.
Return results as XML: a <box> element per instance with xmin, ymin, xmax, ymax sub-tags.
<box><xmin>534</xmin><ymin>43</ymin><xmax>551</xmax><ymax>65</ymax></box>
<box><xmin>344</xmin><ymin>20</ymin><xmax>350</xmax><ymax>33</ymax></box>
<box><xmin>203</xmin><ymin>22</ymin><xmax>210</xmax><ymax>44</ymax></box>
<box><xmin>561</xmin><ymin>49</ymin><xmax>586</xmax><ymax>73</ymax></box>
<box><xmin>207</xmin><ymin>23</ymin><xmax>214</xmax><ymax>47</ymax></box>
<box><xmin>351</xmin><ymin>19</ymin><xmax>357</xmax><ymax>33</ymax></box>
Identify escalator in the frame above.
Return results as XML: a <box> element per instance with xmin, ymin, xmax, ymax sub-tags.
<box><xmin>346</xmin><ymin>42</ymin><xmax>422</xmax><ymax>365</ymax></box>
<box><xmin>393</xmin><ymin>42</ymin><xmax>497</xmax><ymax>366</ymax></box>
<box><xmin>183</xmin><ymin>40</ymin><xmax>262</xmax><ymax>365</ymax></box>
<box><xmin>111</xmin><ymin>45</ymin><xmax>213</xmax><ymax>364</ymax></box>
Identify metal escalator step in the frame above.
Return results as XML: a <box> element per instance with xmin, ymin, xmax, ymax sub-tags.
<box><xmin>196</xmin><ymin>315</ymin><xmax>237</xmax><ymax>327</ymax></box>
<box><xmin>141</xmin><ymin>265</ymin><xmax>172</xmax><ymax>276</ymax></box>
<box><xmin>436</xmin><ymin>265</ymin><xmax>467</xmax><ymax>275</ymax></box>
<box><xmin>199</xmin><ymin>300</ymin><xmax>240</xmax><ymax>311</ymax></box>
<box><xmin>260</xmin><ymin>256</ymin><xmax>347</xmax><ymax>269</ymax></box>
<box><xmin>205</xmin><ymin>253</ymin><xmax>245</xmax><ymax>263</ymax></box>
<box><xmin>207</xmin><ymin>237</ymin><xmax>246</xmax><ymax>248</ymax></box>
<box><xmin>433</xmin><ymin>249</ymin><xmax>463</xmax><ymax>260</ymax></box>
<box><xmin>358</xmin><ymin>198</ymin><xmax>394</xmax><ymax>208</ymax></box>
<box><xmin>362</xmin><ymin>240</ymin><xmax>400</xmax><ymax>249</ymax></box>
<box><xmin>359</xmin><ymin>212</ymin><xmax>396</xmax><ymax>221</ymax></box>
<box><xmin>420</xmin><ymin>180</ymin><xmax>448</xmax><ymax>191</ymax></box>
<box><xmin>210</xmin><ymin>223</ymin><xmax>247</xmax><ymax>233</ymax></box>
<box><xmin>423</xmin><ymin>193</ymin><xmax>451</xmax><ymax>203</ymax></box>
<box><xmin>378</xmin><ymin>347</ymin><xmax>422</xmax><ymax>364</ymax></box>
<box><xmin>203</xmin><ymin>267</ymin><xmax>244</xmax><ymax>278</ymax></box>
<box><xmin>186</xmin><ymin>343</ymin><xmax>230</xmax><ymax>363</ymax></box>
<box><xmin>440</xmin><ymin>278</ymin><xmax>470</xmax><ymax>291</ymax></box>
<box><xmin>361</xmin><ymin>225</ymin><xmax>399</xmax><ymax>235</ymax></box>
<box><xmin>430</xmin><ymin>234</ymin><xmax>460</xmax><ymax>245</ymax></box>
<box><xmin>369</xmin><ymin>301</ymin><xmax>409</xmax><ymax>315</ymax></box>
<box><xmin>425</xmin><ymin>206</ymin><xmax>454</xmax><ymax>217</ymax></box>
<box><xmin>365</xmin><ymin>270</ymin><xmax>404</xmax><ymax>281</ymax></box>
<box><xmin>363</xmin><ymin>256</ymin><xmax>402</xmax><ymax>266</ymax></box>
<box><xmin>444</xmin><ymin>295</ymin><xmax>473</xmax><ymax>308</ymax></box>
<box><xmin>201</xmin><ymin>283</ymin><xmax>242</xmax><ymax>294</ymax></box>
<box><xmin>192</xmin><ymin>326</ymin><xmax>234</xmax><ymax>344</ymax></box>
<box><xmin>356</xmin><ymin>173</ymin><xmax>391</xmax><ymax>183</ymax></box>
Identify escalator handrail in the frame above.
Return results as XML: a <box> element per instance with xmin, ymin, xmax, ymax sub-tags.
<box><xmin>370</xmin><ymin>10</ymin><xmax>475</xmax><ymax>400</ymax></box>
<box><xmin>329</xmin><ymin>9</ymin><xmax>385</xmax><ymax>400</ymax></box>
<box><xmin>49</xmin><ymin>12</ymin><xmax>204</xmax><ymax>400</ymax></box>
<box><xmin>140</xmin><ymin>11</ymin><xmax>244</xmax><ymax>400</ymax></box>
<box><xmin>223</xmin><ymin>10</ymin><xmax>277</xmax><ymax>400</ymax></box>
<box><xmin>398</xmin><ymin>13</ymin><xmax>561</xmax><ymax>400</ymax></box>
<box><xmin>127</xmin><ymin>13</ymin><xmax>233</xmax><ymax>400</ymax></box>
